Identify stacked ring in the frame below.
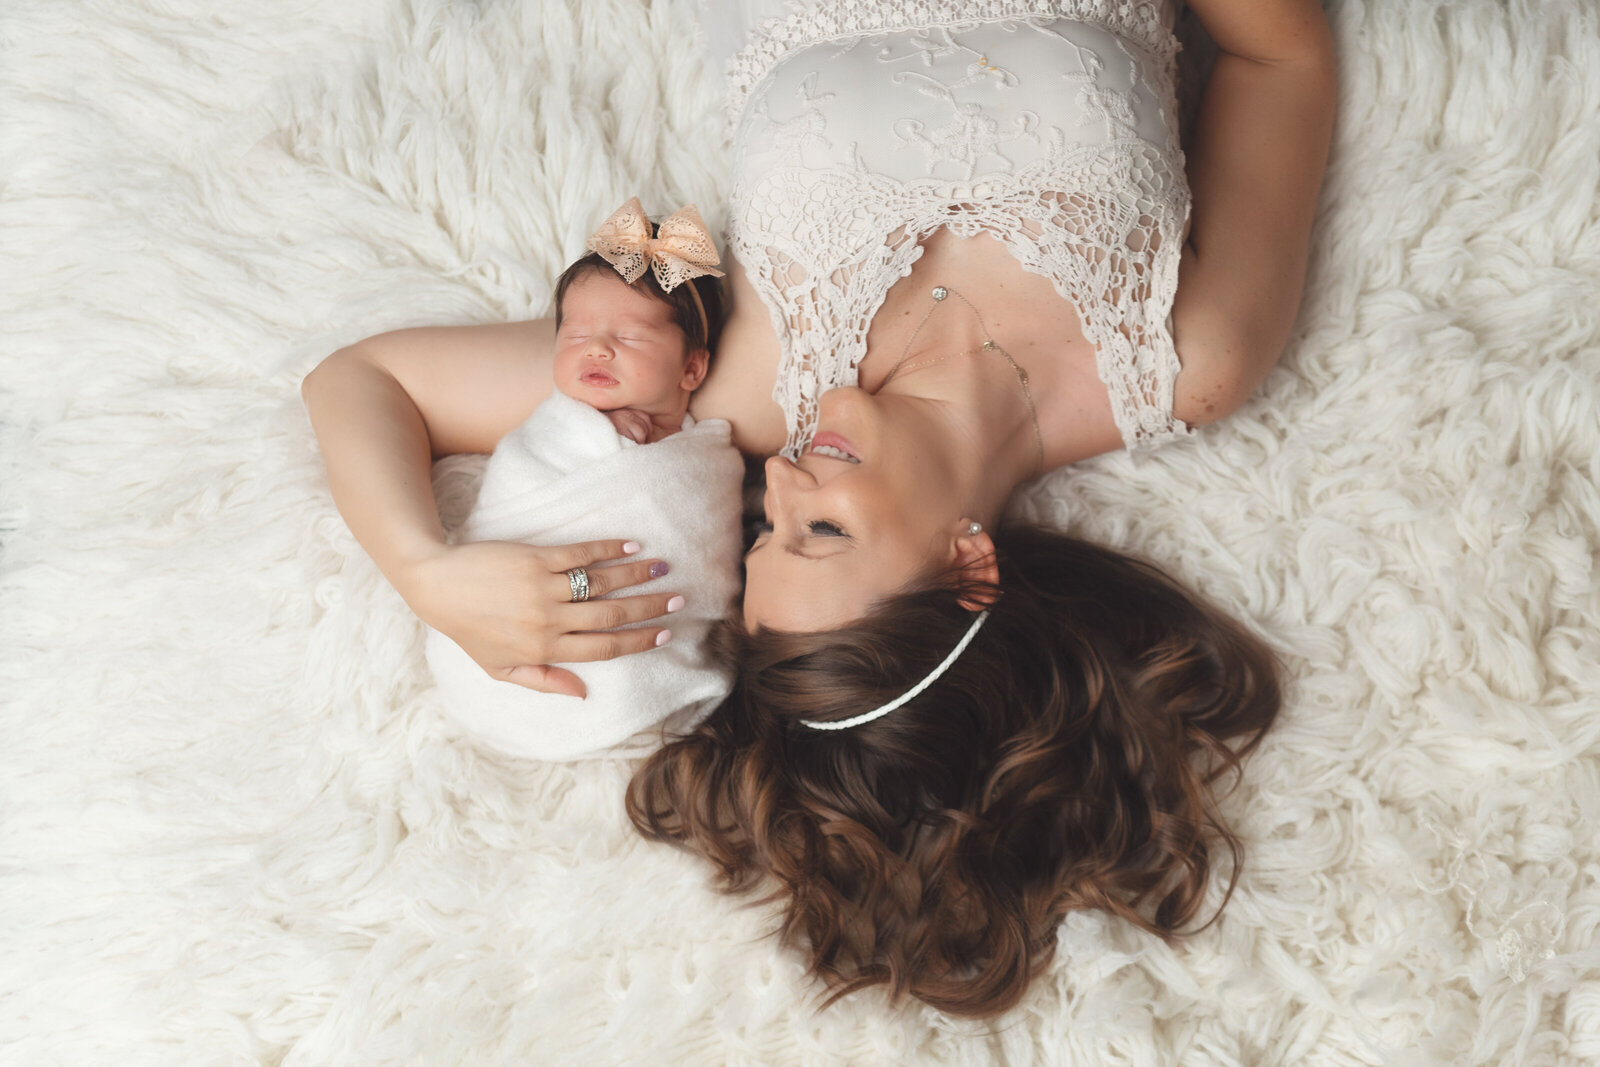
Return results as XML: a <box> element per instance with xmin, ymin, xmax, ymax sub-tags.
<box><xmin>566</xmin><ymin>567</ymin><xmax>591</xmax><ymax>603</ymax></box>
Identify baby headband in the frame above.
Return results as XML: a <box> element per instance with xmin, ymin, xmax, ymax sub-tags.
<box><xmin>586</xmin><ymin>197</ymin><xmax>725</xmax><ymax>339</ymax></box>
<box><xmin>800</xmin><ymin>610</ymin><xmax>990</xmax><ymax>731</ymax></box>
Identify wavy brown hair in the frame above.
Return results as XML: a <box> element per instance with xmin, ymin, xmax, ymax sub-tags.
<box><xmin>626</xmin><ymin>524</ymin><xmax>1280</xmax><ymax>1018</ymax></box>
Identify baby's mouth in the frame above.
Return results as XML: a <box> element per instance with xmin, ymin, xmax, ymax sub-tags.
<box><xmin>581</xmin><ymin>370</ymin><xmax>618</xmax><ymax>387</ymax></box>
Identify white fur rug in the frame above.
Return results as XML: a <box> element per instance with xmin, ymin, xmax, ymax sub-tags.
<box><xmin>3</xmin><ymin>1</ymin><xmax>1598</xmax><ymax>1063</ymax></box>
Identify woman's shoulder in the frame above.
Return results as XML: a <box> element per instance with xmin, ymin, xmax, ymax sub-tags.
<box><xmin>689</xmin><ymin>372</ymin><xmax>788</xmax><ymax>457</ymax></box>
<box><xmin>692</xmin><ymin>263</ymin><xmax>789</xmax><ymax>457</ymax></box>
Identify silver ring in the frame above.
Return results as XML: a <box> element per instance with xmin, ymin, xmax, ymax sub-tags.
<box><xmin>565</xmin><ymin>567</ymin><xmax>591</xmax><ymax>603</ymax></box>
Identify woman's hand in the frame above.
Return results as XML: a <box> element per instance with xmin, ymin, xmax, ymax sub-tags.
<box><xmin>400</xmin><ymin>538</ymin><xmax>681</xmax><ymax>698</ymax></box>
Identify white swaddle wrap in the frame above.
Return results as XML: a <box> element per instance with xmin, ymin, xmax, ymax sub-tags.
<box><xmin>425</xmin><ymin>390</ymin><xmax>745</xmax><ymax>761</ymax></box>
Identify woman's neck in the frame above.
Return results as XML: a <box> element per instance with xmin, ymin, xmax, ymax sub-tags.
<box><xmin>875</xmin><ymin>347</ymin><xmax>1041</xmax><ymax>524</ymax></box>
<box><xmin>853</xmin><ymin>229</ymin><xmax>1127</xmax><ymax>470</ymax></box>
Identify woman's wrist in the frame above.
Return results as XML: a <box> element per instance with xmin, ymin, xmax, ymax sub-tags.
<box><xmin>382</xmin><ymin>536</ymin><xmax>456</xmax><ymax>619</ymax></box>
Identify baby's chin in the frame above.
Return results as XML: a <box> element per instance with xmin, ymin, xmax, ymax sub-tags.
<box><xmin>558</xmin><ymin>382</ymin><xmax>686</xmax><ymax>419</ymax></box>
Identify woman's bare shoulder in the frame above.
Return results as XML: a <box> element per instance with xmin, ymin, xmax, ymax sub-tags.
<box><xmin>694</xmin><ymin>262</ymin><xmax>788</xmax><ymax>456</ymax></box>
<box><xmin>691</xmin><ymin>344</ymin><xmax>788</xmax><ymax>456</ymax></box>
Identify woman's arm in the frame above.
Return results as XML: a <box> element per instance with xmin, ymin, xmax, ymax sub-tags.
<box><xmin>301</xmin><ymin>320</ymin><xmax>555</xmax><ymax>576</ymax></box>
<box><xmin>1170</xmin><ymin>0</ymin><xmax>1337</xmax><ymax>425</ymax></box>
<box><xmin>302</xmin><ymin>321</ymin><xmax>680</xmax><ymax>695</ymax></box>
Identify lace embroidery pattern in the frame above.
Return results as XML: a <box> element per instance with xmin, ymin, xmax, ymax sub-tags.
<box><xmin>723</xmin><ymin>0</ymin><xmax>1177</xmax><ymax>137</ymax></box>
<box><xmin>726</xmin><ymin>9</ymin><xmax>1191</xmax><ymax>457</ymax></box>
<box><xmin>737</xmin><ymin>151</ymin><xmax>1189</xmax><ymax>457</ymax></box>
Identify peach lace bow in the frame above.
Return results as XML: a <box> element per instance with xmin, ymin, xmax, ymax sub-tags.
<box><xmin>586</xmin><ymin>197</ymin><xmax>725</xmax><ymax>293</ymax></box>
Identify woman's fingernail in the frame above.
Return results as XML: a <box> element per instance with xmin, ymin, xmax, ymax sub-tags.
<box><xmin>655</xmin><ymin>629</ymin><xmax>673</xmax><ymax>647</ymax></box>
<box><xmin>649</xmin><ymin>561</ymin><xmax>669</xmax><ymax>579</ymax></box>
<box><xmin>666</xmin><ymin>595</ymin><xmax>685</xmax><ymax>613</ymax></box>
<box><xmin>623</xmin><ymin>541</ymin><xmax>642</xmax><ymax>555</ymax></box>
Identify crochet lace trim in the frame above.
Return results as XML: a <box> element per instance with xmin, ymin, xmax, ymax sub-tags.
<box><xmin>730</xmin><ymin>147</ymin><xmax>1191</xmax><ymax>457</ymax></box>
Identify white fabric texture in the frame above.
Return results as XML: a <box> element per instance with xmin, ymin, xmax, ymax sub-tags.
<box><xmin>424</xmin><ymin>391</ymin><xmax>744</xmax><ymax>761</ymax></box>
<box><xmin>4</xmin><ymin>0</ymin><xmax>1600</xmax><ymax>1063</ymax></box>
<box><xmin>723</xmin><ymin>0</ymin><xmax>1190</xmax><ymax>456</ymax></box>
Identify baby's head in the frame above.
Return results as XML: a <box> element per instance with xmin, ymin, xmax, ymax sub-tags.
<box><xmin>551</xmin><ymin>249</ymin><xmax>723</xmax><ymax>425</ymax></box>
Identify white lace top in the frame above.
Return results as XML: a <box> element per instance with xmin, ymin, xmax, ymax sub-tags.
<box><xmin>719</xmin><ymin>0</ymin><xmax>1193</xmax><ymax>457</ymax></box>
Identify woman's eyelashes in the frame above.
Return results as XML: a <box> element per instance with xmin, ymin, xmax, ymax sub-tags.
<box><xmin>750</xmin><ymin>520</ymin><xmax>848</xmax><ymax>538</ymax></box>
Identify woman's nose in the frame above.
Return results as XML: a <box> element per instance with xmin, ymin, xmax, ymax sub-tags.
<box><xmin>763</xmin><ymin>455</ymin><xmax>814</xmax><ymax>515</ymax></box>
<box><xmin>765</xmin><ymin>454</ymin><xmax>814</xmax><ymax>486</ymax></box>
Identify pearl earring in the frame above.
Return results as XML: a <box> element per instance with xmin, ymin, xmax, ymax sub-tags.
<box><xmin>967</xmin><ymin>521</ymin><xmax>983</xmax><ymax>536</ymax></box>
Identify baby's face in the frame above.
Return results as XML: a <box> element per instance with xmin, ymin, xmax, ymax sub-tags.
<box><xmin>553</xmin><ymin>270</ymin><xmax>700</xmax><ymax>415</ymax></box>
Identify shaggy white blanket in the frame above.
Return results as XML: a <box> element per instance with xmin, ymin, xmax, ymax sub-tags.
<box><xmin>2</xmin><ymin>1</ymin><xmax>1597</xmax><ymax>1063</ymax></box>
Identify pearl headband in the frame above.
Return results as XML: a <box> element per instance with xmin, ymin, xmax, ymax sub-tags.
<box><xmin>800</xmin><ymin>610</ymin><xmax>990</xmax><ymax>731</ymax></box>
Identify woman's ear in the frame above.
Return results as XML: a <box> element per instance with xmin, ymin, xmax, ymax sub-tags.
<box><xmin>681</xmin><ymin>347</ymin><xmax>710</xmax><ymax>391</ymax></box>
<box><xmin>950</xmin><ymin>521</ymin><xmax>999</xmax><ymax>612</ymax></box>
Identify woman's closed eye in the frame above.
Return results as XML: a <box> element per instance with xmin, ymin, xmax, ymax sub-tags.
<box><xmin>751</xmin><ymin>520</ymin><xmax>847</xmax><ymax>537</ymax></box>
<box><xmin>747</xmin><ymin>519</ymin><xmax>850</xmax><ymax>549</ymax></box>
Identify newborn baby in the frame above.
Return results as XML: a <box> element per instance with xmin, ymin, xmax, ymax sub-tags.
<box><xmin>425</xmin><ymin>200</ymin><xmax>744</xmax><ymax>761</ymax></box>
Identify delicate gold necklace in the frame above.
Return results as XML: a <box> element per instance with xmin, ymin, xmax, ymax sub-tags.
<box><xmin>880</xmin><ymin>285</ymin><xmax>1045</xmax><ymax>477</ymax></box>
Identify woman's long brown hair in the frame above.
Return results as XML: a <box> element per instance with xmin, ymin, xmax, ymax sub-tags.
<box><xmin>626</xmin><ymin>524</ymin><xmax>1280</xmax><ymax>1018</ymax></box>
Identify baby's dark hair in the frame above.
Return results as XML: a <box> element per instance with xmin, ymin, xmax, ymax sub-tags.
<box><xmin>554</xmin><ymin>249</ymin><xmax>725</xmax><ymax>358</ymax></box>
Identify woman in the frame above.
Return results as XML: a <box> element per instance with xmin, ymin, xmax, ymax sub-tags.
<box><xmin>304</xmin><ymin>0</ymin><xmax>1334</xmax><ymax>1015</ymax></box>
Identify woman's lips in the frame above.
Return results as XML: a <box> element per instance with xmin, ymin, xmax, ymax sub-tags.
<box><xmin>808</xmin><ymin>430</ymin><xmax>861</xmax><ymax>464</ymax></box>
